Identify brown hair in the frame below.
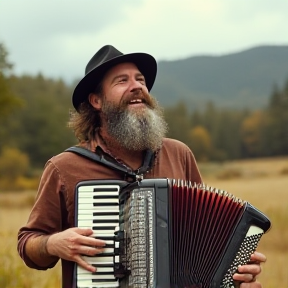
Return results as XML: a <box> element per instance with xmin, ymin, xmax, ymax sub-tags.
<box><xmin>68</xmin><ymin>83</ymin><xmax>103</xmax><ymax>142</ymax></box>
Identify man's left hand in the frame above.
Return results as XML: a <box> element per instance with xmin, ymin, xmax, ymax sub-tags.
<box><xmin>232</xmin><ymin>251</ymin><xmax>266</xmax><ymax>288</ymax></box>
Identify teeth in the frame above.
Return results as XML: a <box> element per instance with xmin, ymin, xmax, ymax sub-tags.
<box><xmin>130</xmin><ymin>99</ymin><xmax>142</xmax><ymax>103</ymax></box>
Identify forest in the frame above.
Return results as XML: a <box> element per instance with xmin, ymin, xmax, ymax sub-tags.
<box><xmin>0</xmin><ymin>42</ymin><xmax>288</xmax><ymax>190</ymax></box>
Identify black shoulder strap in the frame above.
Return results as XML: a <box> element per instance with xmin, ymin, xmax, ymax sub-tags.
<box><xmin>65</xmin><ymin>146</ymin><xmax>155</xmax><ymax>181</ymax></box>
<box><xmin>65</xmin><ymin>146</ymin><xmax>129</xmax><ymax>174</ymax></box>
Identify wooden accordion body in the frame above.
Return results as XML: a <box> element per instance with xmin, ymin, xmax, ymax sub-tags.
<box><xmin>74</xmin><ymin>178</ymin><xmax>271</xmax><ymax>288</ymax></box>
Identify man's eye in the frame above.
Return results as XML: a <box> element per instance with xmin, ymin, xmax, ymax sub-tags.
<box><xmin>138</xmin><ymin>78</ymin><xmax>145</xmax><ymax>83</ymax></box>
<box><xmin>118</xmin><ymin>78</ymin><xmax>126</xmax><ymax>83</ymax></box>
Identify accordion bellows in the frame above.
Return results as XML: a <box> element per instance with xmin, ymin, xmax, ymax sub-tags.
<box><xmin>74</xmin><ymin>178</ymin><xmax>271</xmax><ymax>288</ymax></box>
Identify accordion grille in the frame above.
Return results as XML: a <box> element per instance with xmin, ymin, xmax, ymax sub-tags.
<box><xmin>121</xmin><ymin>188</ymin><xmax>155</xmax><ymax>287</ymax></box>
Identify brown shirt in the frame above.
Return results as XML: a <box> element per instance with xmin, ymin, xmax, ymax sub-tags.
<box><xmin>18</xmin><ymin>138</ymin><xmax>202</xmax><ymax>288</ymax></box>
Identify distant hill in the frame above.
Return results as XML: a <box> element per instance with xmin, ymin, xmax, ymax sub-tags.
<box><xmin>151</xmin><ymin>45</ymin><xmax>288</xmax><ymax>110</ymax></box>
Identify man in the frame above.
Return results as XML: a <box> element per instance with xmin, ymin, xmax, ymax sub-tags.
<box><xmin>18</xmin><ymin>45</ymin><xmax>266</xmax><ymax>288</ymax></box>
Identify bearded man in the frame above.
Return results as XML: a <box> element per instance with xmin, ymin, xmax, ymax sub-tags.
<box><xmin>18</xmin><ymin>45</ymin><xmax>266</xmax><ymax>288</ymax></box>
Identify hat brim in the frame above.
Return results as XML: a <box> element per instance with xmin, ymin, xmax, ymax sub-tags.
<box><xmin>72</xmin><ymin>52</ymin><xmax>157</xmax><ymax>110</ymax></box>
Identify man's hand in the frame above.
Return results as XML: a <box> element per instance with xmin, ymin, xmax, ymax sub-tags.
<box><xmin>233</xmin><ymin>251</ymin><xmax>266</xmax><ymax>288</ymax></box>
<box><xmin>46</xmin><ymin>227</ymin><xmax>106</xmax><ymax>272</ymax></box>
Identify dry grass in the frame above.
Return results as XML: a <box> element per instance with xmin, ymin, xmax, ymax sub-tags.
<box><xmin>202</xmin><ymin>157</ymin><xmax>288</xmax><ymax>288</ymax></box>
<box><xmin>1</xmin><ymin>156</ymin><xmax>287</xmax><ymax>287</ymax></box>
<box><xmin>0</xmin><ymin>208</ymin><xmax>61</xmax><ymax>288</ymax></box>
<box><xmin>199</xmin><ymin>155</ymin><xmax>288</xmax><ymax>180</ymax></box>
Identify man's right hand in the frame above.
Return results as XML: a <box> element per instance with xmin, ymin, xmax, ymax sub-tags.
<box><xmin>46</xmin><ymin>227</ymin><xmax>106</xmax><ymax>272</ymax></box>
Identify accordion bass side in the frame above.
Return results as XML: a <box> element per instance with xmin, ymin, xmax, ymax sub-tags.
<box><xmin>74</xmin><ymin>178</ymin><xmax>271</xmax><ymax>288</ymax></box>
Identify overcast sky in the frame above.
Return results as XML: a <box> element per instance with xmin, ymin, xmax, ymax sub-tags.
<box><xmin>0</xmin><ymin>0</ymin><xmax>287</xmax><ymax>82</ymax></box>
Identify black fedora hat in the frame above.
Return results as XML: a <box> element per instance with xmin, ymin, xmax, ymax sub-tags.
<box><xmin>72</xmin><ymin>45</ymin><xmax>157</xmax><ymax>110</ymax></box>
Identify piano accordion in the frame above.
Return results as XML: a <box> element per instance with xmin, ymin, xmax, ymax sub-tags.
<box><xmin>74</xmin><ymin>178</ymin><xmax>271</xmax><ymax>288</ymax></box>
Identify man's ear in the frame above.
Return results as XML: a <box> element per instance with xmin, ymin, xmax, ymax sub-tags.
<box><xmin>88</xmin><ymin>93</ymin><xmax>102</xmax><ymax>110</ymax></box>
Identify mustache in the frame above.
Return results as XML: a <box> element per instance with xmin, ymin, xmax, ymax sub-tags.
<box><xmin>121</xmin><ymin>90</ymin><xmax>155</xmax><ymax>108</ymax></box>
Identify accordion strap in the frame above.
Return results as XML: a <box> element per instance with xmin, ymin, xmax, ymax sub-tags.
<box><xmin>65</xmin><ymin>146</ymin><xmax>154</xmax><ymax>181</ymax></box>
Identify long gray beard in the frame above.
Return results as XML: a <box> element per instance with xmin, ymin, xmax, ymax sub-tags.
<box><xmin>102</xmin><ymin>101</ymin><xmax>168</xmax><ymax>151</ymax></box>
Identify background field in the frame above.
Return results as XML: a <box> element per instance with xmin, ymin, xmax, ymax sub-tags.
<box><xmin>1</xmin><ymin>156</ymin><xmax>288</xmax><ymax>288</ymax></box>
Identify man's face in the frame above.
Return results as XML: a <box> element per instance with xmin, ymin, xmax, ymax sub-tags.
<box><xmin>100</xmin><ymin>62</ymin><xmax>155</xmax><ymax>112</ymax></box>
<box><xmin>93</xmin><ymin>62</ymin><xmax>167</xmax><ymax>151</ymax></box>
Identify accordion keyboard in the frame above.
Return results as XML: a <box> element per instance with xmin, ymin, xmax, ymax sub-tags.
<box><xmin>76</xmin><ymin>184</ymin><xmax>121</xmax><ymax>288</ymax></box>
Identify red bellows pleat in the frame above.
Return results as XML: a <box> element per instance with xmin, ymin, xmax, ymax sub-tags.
<box><xmin>170</xmin><ymin>181</ymin><xmax>243</xmax><ymax>287</ymax></box>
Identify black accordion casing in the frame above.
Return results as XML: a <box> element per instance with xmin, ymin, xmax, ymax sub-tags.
<box><xmin>74</xmin><ymin>178</ymin><xmax>271</xmax><ymax>288</ymax></box>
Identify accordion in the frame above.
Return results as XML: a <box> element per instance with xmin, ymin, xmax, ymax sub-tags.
<box><xmin>74</xmin><ymin>178</ymin><xmax>271</xmax><ymax>288</ymax></box>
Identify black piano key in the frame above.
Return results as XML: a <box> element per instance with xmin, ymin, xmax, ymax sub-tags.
<box><xmin>93</xmin><ymin>236</ymin><xmax>115</xmax><ymax>241</ymax></box>
<box><xmin>93</xmin><ymin>203</ymin><xmax>118</xmax><ymax>206</ymax></box>
<box><xmin>93</xmin><ymin>211</ymin><xmax>119</xmax><ymax>216</ymax></box>
<box><xmin>96</xmin><ymin>252</ymin><xmax>115</xmax><ymax>257</ymax></box>
<box><xmin>93</xmin><ymin>188</ymin><xmax>119</xmax><ymax>192</ymax></box>
<box><xmin>93</xmin><ymin>219</ymin><xmax>119</xmax><ymax>224</ymax></box>
<box><xmin>103</xmin><ymin>244</ymin><xmax>114</xmax><ymax>249</ymax></box>
<box><xmin>93</xmin><ymin>226</ymin><xmax>116</xmax><ymax>230</ymax></box>
<box><xmin>93</xmin><ymin>195</ymin><xmax>119</xmax><ymax>199</ymax></box>
<box><xmin>91</xmin><ymin>263</ymin><xmax>114</xmax><ymax>268</ymax></box>
<box><xmin>91</xmin><ymin>271</ymin><xmax>115</xmax><ymax>275</ymax></box>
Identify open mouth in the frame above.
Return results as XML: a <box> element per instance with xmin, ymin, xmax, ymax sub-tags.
<box><xmin>128</xmin><ymin>98</ymin><xmax>146</xmax><ymax>105</ymax></box>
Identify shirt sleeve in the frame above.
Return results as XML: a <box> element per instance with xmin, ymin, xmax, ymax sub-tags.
<box><xmin>17</xmin><ymin>160</ymin><xmax>65</xmax><ymax>269</ymax></box>
<box><xmin>185</xmin><ymin>147</ymin><xmax>203</xmax><ymax>184</ymax></box>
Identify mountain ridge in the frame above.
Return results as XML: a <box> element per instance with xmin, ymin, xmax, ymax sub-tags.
<box><xmin>151</xmin><ymin>45</ymin><xmax>288</xmax><ymax>109</ymax></box>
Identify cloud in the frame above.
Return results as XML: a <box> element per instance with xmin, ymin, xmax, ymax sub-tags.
<box><xmin>0</xmin><ymin>0</ymin><xmax>287</xmax><ymax>81</ymax></box>
<box><xmin>0</xmin><ymin>0</ymin><xmax>145</xmax><ymax>79</ymax></box>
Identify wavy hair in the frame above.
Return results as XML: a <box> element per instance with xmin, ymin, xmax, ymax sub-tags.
<box><xmin>68</xmin><ymin>83</ymin><xmax>103</xmax><ymax>142</ymax></box>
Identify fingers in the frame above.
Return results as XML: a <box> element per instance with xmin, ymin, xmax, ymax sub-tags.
<box><xmin>74</xmin><ymin>227</ymin><xmax>94</xmax><ymax>236</ymax></box>
<box><xmin>233</xmin><ymin>250</ymin><xmax>266</xmax><ymax>286</ymax></box>
<box><xmin>68</xmin><ymin>244</ymin><xmax>105</xmax><ymax>256</ymax></box>
<box><xmin>80</xmin><ymin>234</ymin><xmax>106</xmax><ymax>248</ymax></box>
<box><xmin>239</xmin><ymin>280</ymin><xmax>262</xmax><ymax>288</ymax></box>
<box><xmin>233</xmin><ymin>270</ymin><xmax>257</xmax><ymax>282</ymax></box>
<box><xmin>249</xmin><ymin>251</ymin><xmax>266</xmax><ymax>263</ymax></box>
<box><xmin>73</xmin><ymin>228</ymin><xmax>106</xmax><ymax>247</ymax></box>
<box><xmin>74</xmin><ymin>254</ymin><xmax>98</xmax><ymax>272</ymax></box>
<box><xmin>233</xmin><ymin>263</ymin><xmax>262</xmax><ymax>283</ymax></box>
<box><xmin>47</xmin><ymin>227</ymin><xmax>107</xmax><ymax>272</ymax></box>
<box><xmin>237</xmin><ymin>263</ymin><xmax>261</xmax><ymax>275</ymax></box>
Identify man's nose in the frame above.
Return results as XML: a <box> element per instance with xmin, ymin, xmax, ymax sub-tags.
<box><xmin>129</xmin><ymin>78</ymin><xmax>143</xmax><ymax>92</ymax></box>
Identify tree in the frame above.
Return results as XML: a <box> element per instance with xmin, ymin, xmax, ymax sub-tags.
<box><xmin>4</xmin><ymin>74</ymin><xmax>75</xmax><ymax>167</ymax></box>
<box><xmin>0</xmin><ymin>43</ymin><xmax>22</xmax><ymax>119</ymax></box>
<box><xmin>240</xmin><ymin>110</ymin><xmax>266</xmax><ymax>157</ymax></box>
<box><xmin>164</xmin><ymin>101</ymin><xmax>192</xmax><ymax>145</ymax></box>
<box><xmin>265</xmin><ymin>80</ymin><xmax>288</xmax><ymax>155</ymax></box>
<box><xmin>187</xmin><ymin>126</ymin><xmax>212</xmax><ymax>162</ymax></box>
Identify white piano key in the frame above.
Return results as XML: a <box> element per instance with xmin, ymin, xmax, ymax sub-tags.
<box><xmin>78</xmin><ymin>198</ymin><xmax>119</xmax><ymax>204</ymax></box>
<box><xmin>77</xmin><ymin>280</ymin><xmax>119</xmax><ymax>288</ymax></box>
<box><xmin>77</xmin><ymin>273</ymin><xmax>116</xmax><ymax>280</ymax></box>
<box><xmin>78</xmin><ymin>214</ymin><xmax>119</xmax><ymax>220</ymax></box>
<box><xmin>78</xmin><ymin>220</ymin><xmax>118</xmax><ymax>227</ymax></box>
<box><xmin>92</xmin><ymin>232</ymin><xmax>115</xmax><ymax>237</ymax></box>
<box><xmin>78</xmin><ymin>184</ymin><xmax>120</xmax><ymax>190</ymax></box>
<box><xmin>78</xmin><ymin>190</ymin><xmax>119</xmax><ymax>196</ymax></box>
<box><xmin>77</xmin><ymin>209</ymin><xmax>119</xmax><ymax>215</ymax></box>
<box><xmin>82</xmin><ymin>256</ymin><xmax>115</xmax><ymax>263</ymax></box>
<box><xmin>102</xmin><ymin>248</ymin><xmax>114</xmax><ymax>254</ymax></box>
<box><xmin>91</xmin><ymin>229</ymin><xmax>116</xmax><ymax>234</ymax></box>
<box><xmin>92</xmin><ymin>239</ymin><xmax>114</xmax><ymax>245</ymax></box>
<box><xmin>77</xmin><ymin>279</ymin><xmax>119</xmax><ymax>287</ymax></box>
<box><xmin>78</xmin><ymin>266</ymin><xmax>114</xmax><ymax>274</ymax></box>
<box><xmin>78</xmin><ymin>204</ymin><xmax>120</xmax><ymax>211</ymax></box>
